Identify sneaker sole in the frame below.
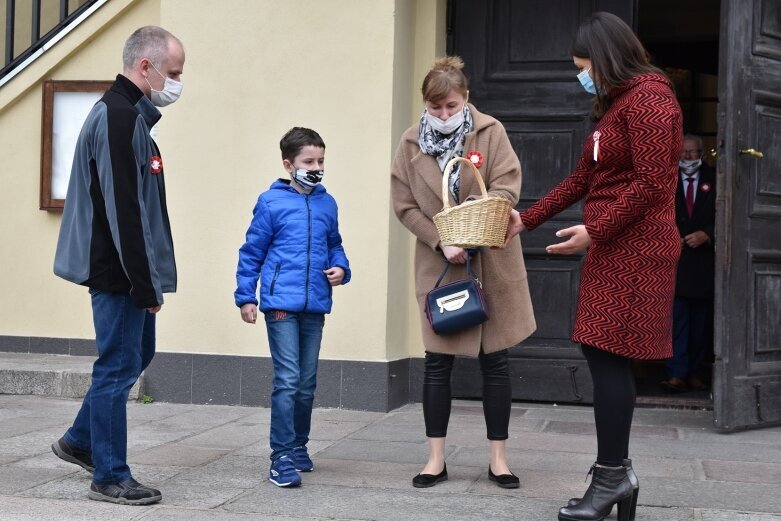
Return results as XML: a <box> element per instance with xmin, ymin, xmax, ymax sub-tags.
<box><xmin>51</xmin><ymin>443</ymin><xmax>95</xmax><ymax>474</ymax></box>
<box><xmin>268</xmin><ymin>477</ymin><xmax>302</xmax><ymax>487</ymax></box>
<box><xmin>88</xmin><ymin>490</ymin><xmax>162</xmax><ymax>505</ymax></box>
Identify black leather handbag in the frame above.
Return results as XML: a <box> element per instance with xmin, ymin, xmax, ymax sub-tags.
<box><xmin>425</xmin><ymin>254</ymin><xmax>488</xmax><ymax>335</ymax></box>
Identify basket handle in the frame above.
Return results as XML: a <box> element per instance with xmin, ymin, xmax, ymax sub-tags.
<box><xmin>441</xmin><ymin>156</ymin><xmax>489</xmax><ymax>209</ymax></box>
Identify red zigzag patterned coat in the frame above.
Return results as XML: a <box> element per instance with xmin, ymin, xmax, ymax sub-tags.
<box><xmin>520</xmin><ymin>73</ymin><xmax>683</xmax><ymax>360</ymax></box>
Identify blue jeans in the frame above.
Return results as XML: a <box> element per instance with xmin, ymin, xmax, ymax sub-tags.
<box><xmin>264</xmin><ymin>310</ymin><xmax>324</xmax><ymax>461</ymax></box>
<box><xmin>64</xmin><ymin>290</ymin><xmax>155</xmax><ymax>485</ymax></box>
<box><xmin>667</xmin><ymin>296</ymin><xmax>710</xmax><ymax>379</ymax></box>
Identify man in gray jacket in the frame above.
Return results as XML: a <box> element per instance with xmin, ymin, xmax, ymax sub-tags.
<box><xmin>51</xmin><ymin>26</ymin><xmax>184</xmax><ymax>505</ymax></box>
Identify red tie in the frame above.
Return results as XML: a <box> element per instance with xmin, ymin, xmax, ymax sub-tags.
<box><xmin>685</xmin><ymin>176</ymin><xmax>695</xmax><ymax>216</ymax></box>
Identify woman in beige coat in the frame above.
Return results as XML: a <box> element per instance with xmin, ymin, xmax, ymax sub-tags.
<box><xmin>391</xmin><ymin>56</ymin><xmax>535</xmax><ymax>489</ymax></box>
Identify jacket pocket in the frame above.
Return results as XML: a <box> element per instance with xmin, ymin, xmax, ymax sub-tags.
<box><xmin>269</xmin><ymin>263</ymin><xmax>281</xmax><ymax>295</ymax></box>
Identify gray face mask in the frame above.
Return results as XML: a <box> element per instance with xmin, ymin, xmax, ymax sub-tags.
<box><xmin>679</xmin><ymin>159</ymin><xmax>702</xmax><ymax>175</ymax></box>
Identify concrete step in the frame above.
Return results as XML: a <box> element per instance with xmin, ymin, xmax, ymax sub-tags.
<box><xmin>0</xmin><ymin>352</ymin><xmax>143</xmax><ymax>400</ymax></box>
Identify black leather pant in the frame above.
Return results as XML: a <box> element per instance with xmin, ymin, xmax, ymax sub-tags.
<box><xmin>422</xmin><ymin>349</ymin><xmax>511</xmax><ymax>440</ymax></box>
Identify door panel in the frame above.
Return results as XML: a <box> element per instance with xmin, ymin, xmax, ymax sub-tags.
<box><xmin>713</xmin><ymin>0</ymin><xmax>781</xmax><ymax>429</ymax></box>
<box><xmin>448</xmin><ymin>0</ymin><xmax>635</xmax><ymax>402</ymax></box>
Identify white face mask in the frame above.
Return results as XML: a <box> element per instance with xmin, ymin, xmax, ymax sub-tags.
<box><xmin>426</xmin><ymin>109</ymin><xmax>464</xmax><ymax>135</ymax></box>
<box><xmin>145</xmin><ymin>62</ymin><xmax>183</xmax><ymax>107</ymax></box>
<box><xmin>679</xmin><ymin>159</ymin><xmax>702</xmax><ymax>175</ymax></box>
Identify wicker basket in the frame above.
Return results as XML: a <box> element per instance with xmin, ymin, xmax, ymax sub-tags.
<box><xmin>433</xmin><ymin>157</ymin><xmax>512</xmax><ymax>248</ymax></box>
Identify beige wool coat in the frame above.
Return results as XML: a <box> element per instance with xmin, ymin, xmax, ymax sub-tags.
<box><xmin>391</xmin><ymin>104</ymin><xmax>536</xmax><ymax>356</ymax></box>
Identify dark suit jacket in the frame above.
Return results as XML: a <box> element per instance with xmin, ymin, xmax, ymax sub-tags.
<box><xmin>675</xmin><ymin>163</ymin><xmax>716</xmax><ymax>298</ymax></box>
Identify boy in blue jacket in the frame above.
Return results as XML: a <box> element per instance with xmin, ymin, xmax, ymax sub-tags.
<box><xmin>235</xmin><ymin>127</ymin><xmax>351</xmax><ymax>487</ymax></box>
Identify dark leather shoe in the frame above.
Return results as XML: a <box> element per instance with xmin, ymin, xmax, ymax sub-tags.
<box><xmin>688</xmin><ymin>375</ymin><xmax>707</xmax><ymax>391</ymax></box>
<box><xmin>51</xmin><ymin>437</ymin><xmax>94</xmax><ymax>473</ymax></box>
<box><xmin>412</xmin><ymin>463</ymin><xmax>448</xmax><ymax>488</ymax></box>
<box><xmin>488</xmin><ymin>466</ymin><xmax>520</xmax><ymax>489</ymax></box>
<box><xmin>660</xmin><ymin>377</ymin><xmax>688</xmax><ymax>393</ymax></box>
<box><xmin>88</xmin><ymin>478</ymin><xmax>162</xmax><ymax>505</ymax></box>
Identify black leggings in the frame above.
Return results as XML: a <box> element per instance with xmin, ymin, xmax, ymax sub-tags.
<box><xmin>581</xmin><ymin>344</ymin><xmax>636</xmax><ymax>467</ymax></box>
<box><xmin>423</xmin><ymin>349</ymin><xmax>511</xmax><ymax>440</ymax></box>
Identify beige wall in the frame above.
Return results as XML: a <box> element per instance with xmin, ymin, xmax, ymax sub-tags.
<box><xmin>0</xmin><ymin>0</ymin><xmax>445</xmax><ymax>362</ymax></box>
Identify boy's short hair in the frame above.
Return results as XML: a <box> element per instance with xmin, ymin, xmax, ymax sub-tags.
<box><xmin>280</xmin><ymin>127</ymin><xmax>325</xmax><ymax>161</ymax></box>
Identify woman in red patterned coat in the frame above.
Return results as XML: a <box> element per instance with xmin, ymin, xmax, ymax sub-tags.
<box><xmin>505</xmin><ymin>12</ymin><xmax>682</xmax><ymax>521</ymax></box>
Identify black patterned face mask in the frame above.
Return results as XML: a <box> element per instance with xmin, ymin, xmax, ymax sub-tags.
<box><xmin>292</xmin><ymin>168</ymin><xmax>324</xmax><ymax>188</ymax></box>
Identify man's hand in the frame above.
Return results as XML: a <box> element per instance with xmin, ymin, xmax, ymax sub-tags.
<box><xmin>146</xmin><ymin>305</ymin><xmax>162</xmax><ymax>314</ymax></box>
<box><xmin>441</xmin><ymin>244</ymin><xmax>468</xmax><ymax>264</ymax></box>
<box><xmin>324</xmin><ymin>267</ymin><xmax>345</xmax><ymax>286</ymax></box>
<box><xmin>684</xmin><ymin>231</ymin><xmax>709</xmax><ymax>248</ymax></box>
<box><xmin>240</xmin><ymin>303</ymin><xmax>258</xmax><ymax>324</ymax></box>
<box><xmin>503</xmin><ymin>209</ymin><xmax>526</xmax><ymax>247</ymax></box>
<box><xmin>546</xmin><ymin>225</ymin><xmax>592</xmax><ymax>255</ymax></box>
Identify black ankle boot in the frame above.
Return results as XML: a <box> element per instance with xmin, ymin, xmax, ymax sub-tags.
<box><xmin>567</xmin><ymin>459</ymin><xmax>639</xmax><ymax>520</ymax></box>
<box><xmin>558</xmin><ymin>464</ymin><xmax>634</xmax><ymax>521</ymax></box>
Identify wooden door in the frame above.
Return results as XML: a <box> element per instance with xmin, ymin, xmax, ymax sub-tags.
<box><xmin>448</xmin><ymin>0</ymin><xmax>636</xmax><ymax>403</ymax></box>
<box><xmin>712</xmin><ymin>0</ymin><xmax>781</xmax><ymax>429</ymax></box>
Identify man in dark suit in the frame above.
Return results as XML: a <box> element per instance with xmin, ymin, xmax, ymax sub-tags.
<box><xmin>662</xmin><ymin>134</ymin><xmax>716</xmax><ymax>392</ymax></box>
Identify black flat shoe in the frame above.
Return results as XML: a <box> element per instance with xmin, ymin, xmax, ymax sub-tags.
<box><xmin>412</xmin><ymin>463</ymin><xmax>448</xmax><ymax>488</ymax></box>
<box><xmin>488</xmin><ymin>466</ymin><xmax>520</xmax><ymax>489</ymax></box>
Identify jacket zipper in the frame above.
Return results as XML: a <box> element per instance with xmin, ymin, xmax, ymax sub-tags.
<box><xmin>304</xmin><ymin>194</ymin><xmax>312</xmax><ymax>310</ymax></box>
<box><xmin>270</xmin><ymin>262</ymin><xmax>281</xmax><ymax>295</ymax></box>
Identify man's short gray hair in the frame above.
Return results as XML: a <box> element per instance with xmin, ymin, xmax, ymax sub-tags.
<box><xmin>122</xmin><ymin>26</ymin><xmax>180</xmax><ymax>70</ymax></box>
<box><xmin>683</xmin><ymin>134</ymin><xmax>703</xmax><ymax>152</ymax></box>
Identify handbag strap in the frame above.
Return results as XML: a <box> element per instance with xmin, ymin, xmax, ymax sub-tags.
<box><xmin>433</xmin><ymin>251</ymin><xmax>479</xmax><ymax>288</ymax></box>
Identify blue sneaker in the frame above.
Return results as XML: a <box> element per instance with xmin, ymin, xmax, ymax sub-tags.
<box><xmin>268</xmin><ymin>455</ymin><xmax>301</xmax><ymax>487</ymax></box>
<box><xmin>292</xmin><ymin>446</ymin><xmax>314</xmax><ymax>472</ymax></box>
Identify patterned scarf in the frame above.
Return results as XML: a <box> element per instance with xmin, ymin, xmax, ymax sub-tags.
<box><xmin>418</xmin><ymin>105</ymin><xmax>473</xmax><ymax>202</ymax></box>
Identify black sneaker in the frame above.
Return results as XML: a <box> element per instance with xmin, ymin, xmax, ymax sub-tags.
<box><xmin>88</xmin><ymin>478</ymin><xmax>162</xmax><ymax>505</ymax></box>
<box><xmin>51</xmin><ymin>437</ymin><xmax>94</xmax><ymax>473</ymax></box>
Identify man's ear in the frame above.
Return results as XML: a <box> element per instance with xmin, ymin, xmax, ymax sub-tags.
<box><xmin>282</xmin><ymin>159</ymin><xmax>294</xmax><ymax>174</ymax></box>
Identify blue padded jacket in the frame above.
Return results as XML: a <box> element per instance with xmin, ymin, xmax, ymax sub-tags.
<box><xmin>234</xmin><ymin>180</ymin><xmax>351</xmax><ymax>313</ymax></box>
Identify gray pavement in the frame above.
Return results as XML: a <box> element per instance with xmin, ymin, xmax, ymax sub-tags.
<box><xmin>0</xmin><ymin>394</ymin><xmax>780</xmax><ymax>520</ymax></box>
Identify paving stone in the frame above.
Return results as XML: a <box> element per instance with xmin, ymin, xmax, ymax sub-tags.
<box><xmin>316</xmin><ymin>439</ymin><xmax>457</xmax><ymax>465</ymax></box>
<box><xmin>700</xmin><ymin>511</ymin><xmax>781</xmax><ymax>521</ymax></box>
<box><xmin>179</xmin><ymin>422</ymin><xmax>261</xmax><ymax>450</ymax></box>
<box><xmin>135</xmin><ymin>509</ymin><xmax>320</xmax><ymax>521</ymax></box>
<box><xmin>0</xmin><ymin>465</ymin><xmax>75</xmax><ymax>494</ymax></box>
<box><xmin>223</xmin><ymin>483</ymin><xmax>564</xmax><ymax>521</ymax></box>
<box><xmin>702</xmin><ymin>459</ymin><xmax>781</xmax><ymax>485</ymax></box>
<box><xmin>678</xmin><ymin>426</ymin><xmax>781</xmax><ymax>445</ymax></box>
<box><xmin>0</xmin><ymin>495</ymin><xmax>142</xmax><ymax>521</ymax></box>
<box><xmin>544</xmin><ymin>419</ymin><xmax>679</xmax><ymax>440</ymax></box>
<box><xmin>642</xmin><ymin>477</ymin><xmax>781</xmax><ymax>513</ymax></box>
<box><xmin>129</xmin><ymin>443</ymin><xmax>231</xmax><ymax>467</ymax></box>
<box><xmin>301</xmin><ymin>458</ymin><xmax>482</xmax><ymax>493</ymax></box>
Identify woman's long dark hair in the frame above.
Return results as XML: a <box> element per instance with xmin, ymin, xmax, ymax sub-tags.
<box><xmin>571</xmin><ymin>11</ymin><xmax>667</xmax><ymax>121</ymax></box>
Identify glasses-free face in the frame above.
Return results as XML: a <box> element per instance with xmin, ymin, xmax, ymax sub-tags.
<box><xmin>681</xmin><ymin>140</ymin><xmax>702</xmax><ymax>160</ymax></box>
<box><xmin>425</xmin><ymin>89</ymin><xmax>468</xmax><ymax>120</ymax></box>
<box><xmin>283</xmin><ymin>145</ymin><xmax>325</xmax><ymax>173</ymax></box>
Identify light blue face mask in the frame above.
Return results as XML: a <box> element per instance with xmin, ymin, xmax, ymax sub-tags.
<box><xmin>577</xmin><ymin>67</ymin><xmax>597</xmax><ymax>95</ymax></box>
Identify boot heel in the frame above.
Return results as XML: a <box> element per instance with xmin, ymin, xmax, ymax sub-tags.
<box><xmin>629</xmin><ymin>488</ymin><xmax>639</xmax><ymax>520</ymax></box>
<box><xmin>617</xmin><ymin>488</ymin><xmax>639</xmax><ymax>520</ymax></box>
<box><xmin>617</xmin><ymin>496</ymin><xmax>633</xmax><ymax>521</ymax></box>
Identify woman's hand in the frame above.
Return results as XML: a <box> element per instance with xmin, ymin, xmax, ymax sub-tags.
<box><xmin>546</xmin><ymin>225</ymin><xmax>592</xmax><ymax>255</ymax></box>
<box><xmin>503</xmin><ymin>209</ymin><xmax>526</xmax><ymax>247</ymax></box>
<box><xmin>240</xmin><ymin>303</ymin><xmax>257</xmax><ymax>324</ymax></box>
<box><xmin>441</xmin><ymin>244</ymin><xmax>468</xmax><ymax>264</ymax></box>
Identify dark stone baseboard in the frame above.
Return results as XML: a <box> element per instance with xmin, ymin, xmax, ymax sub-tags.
<box><xmin>0</xmin><ymin>335</ymin><xmax>419</xmax><ymax>412</ymax></box>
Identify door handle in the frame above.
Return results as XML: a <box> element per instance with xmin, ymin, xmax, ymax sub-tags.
<box><xmin>739</xmin><ymin>148</ymin><xmax>764</xmax><ymax>158</ymax></box>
